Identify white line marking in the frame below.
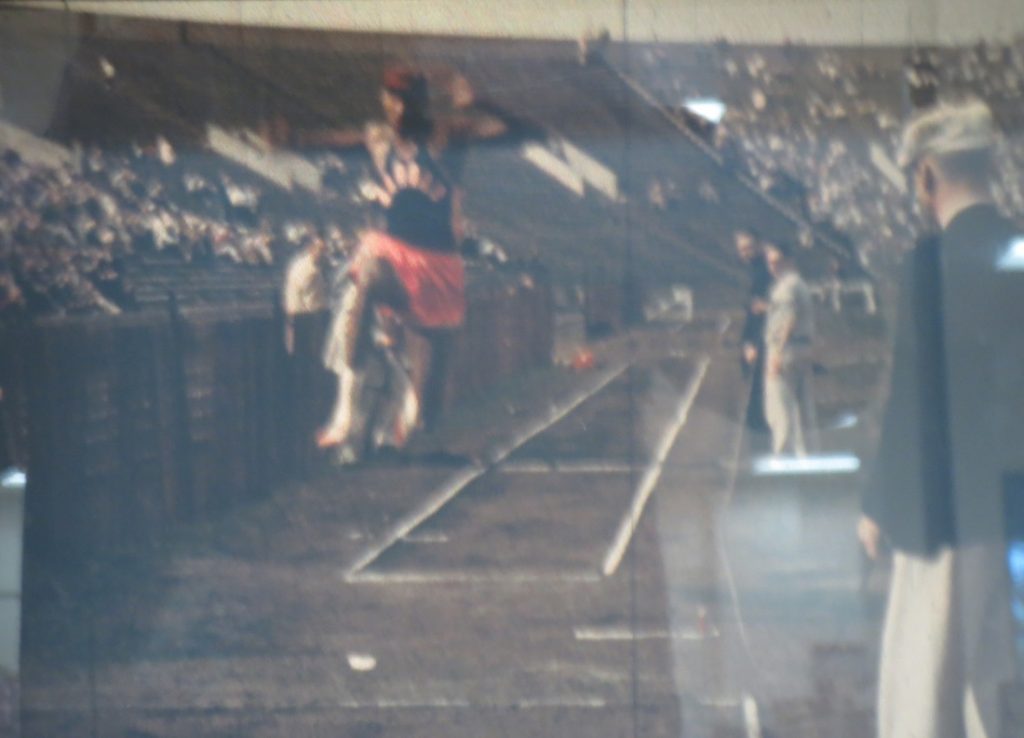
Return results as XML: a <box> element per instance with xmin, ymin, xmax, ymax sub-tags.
<box><xmin>370</xmin><ymin>699</ymin><xmax>471</xmax><ymax>708</ymax></box>
<box><xmin>573</xmin><ymin>626</ymin><xmax>719</xmax><ymax>641</ymax></box>
<box><xmin>336</xmin><ymin>696</ymin><xmax>608</xmax><ymax>709</ymax></box>
<box><xmin>348</xmin><ymin>569</ymin><xmax>602</xmax><ymax>584</ymax></box>
<box><xmin>513</xmin><ymin>697</ymin><xmax>608</xmax><ymax>709</ymax></box>
<box><xmin>499</xmin><ymin>460</ymin><xmax>635</xmax><ymax>474</ymax></box>
<box><xmin>495</xmin><ymin>461</ymin><xmax>554</xmax><ymax>473</ymax></box>
<box><xmin>401</xmin><ymin>532</ymin><xmax>450</xmax><ymax>544</ymax></box>
<box><xmin>343</xmin><ymin>465</ymin><xmax>480</xmax><ymax>579</ymax></box>
<box><xmin>344</xmin><ymin>362</ymin><xmax>629</xmax><ymax>580</ymax></box>
<box><xmin>601</xmin><ymin>356</ymin><xmax>711</xmax><ymax>576</ymax></box>
<box><xmin>743</xmin><ymin>693</ymin><xmax>763</xmax><ymax>738</ymax></box>
<box><xmin>46</xmin><ymin>696</ymin><xmax>613</xmax><ymax>712</ymax></box>
<box><xmin>500</xmin><ymin>459</ymin><xmax>718</xmax><ymax>474</ymax></box>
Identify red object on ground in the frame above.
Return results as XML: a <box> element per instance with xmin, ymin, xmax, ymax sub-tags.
<box><xmin>571</xmin><ymin>348</ymin><xmax>596</xmax><ymax>372</ymax></box>
<box><xmin>354</xmin><ymin>231</ymin><xmax>466</xmax><ymax>328</ymax></box>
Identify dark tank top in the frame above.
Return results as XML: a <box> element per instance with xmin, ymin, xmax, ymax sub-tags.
<box><xmin>376</xmin><ymin>141</ymin><xmax>457</xmax><ymax>253</ymax></box>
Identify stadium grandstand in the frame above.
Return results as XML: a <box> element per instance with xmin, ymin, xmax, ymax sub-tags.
<box><xmin>0</xmin><ymin>10</ymin><xmax>880</xmax><ymax>323</ymax></box>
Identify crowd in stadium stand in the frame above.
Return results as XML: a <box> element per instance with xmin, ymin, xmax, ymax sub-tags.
<box><xmin>643</xmin><ymin>38</ymin><xmax>1024</xmax><ymax>271</ymax></box>
<box><xmin>5</xmin><ymin>38</ymin><xmax>1024</xmax><ymax>318</ymax></box>
<box><xmin>0</xmin><ymin>148</ymin><xmax>125</xmax><ymax>315</ymax></box>
<box><xmin>0</xmin><ymin>142</ymin><xmax>357</xmax><ymax>317</ymax></box>
<box><xmin>0</xmin><ymin>136</ymin><xmax>527</xmax><ymax>320</ymax></box>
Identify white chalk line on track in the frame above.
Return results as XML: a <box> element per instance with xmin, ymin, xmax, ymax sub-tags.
<box><xmin>321</xmin><ymin>697</ymin><xmax>611</xmax><ymax>709</ymax></box>
<box><xmin>348</xmin><ymin>570</ymin><xmax>603</xmax><ymax>584</ymax></box>
<box><xmin>500</xmin><ymin>459</ymin><xmax>721</xmax><ymax>474</ymax></box>
<box><xmin>499</xmin><ymin>460</ymin><xmax>636</xmax><ymax>474</ymax></box>
<box><xmin>35</xmin><ymin>697</ymin><xmax>615</xmax><ymax>712</ymax></box>
<box><xmin>573</xmin><ymin>626</ymin><xmax>720</xmax><ymax>641</ymax></box>
<box><xmin>400</xmin><ymin>532</ymin><xmax>450</xmax><ymax>544</ymax></box>
<box><xmin>601</xmin><ymin>356</ymin><xmax>711</xmax><ymax>577</ymax></box>
<box><xmin>344</xmin><ymin>361</ymin><xmax>630</xmax><ymax>582</ymax></box>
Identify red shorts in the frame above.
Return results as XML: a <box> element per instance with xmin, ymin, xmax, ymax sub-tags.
<box><xmin>352</xmin><ymin>231</ymin><xmax>465</xmax><ymax>329</ymax></box>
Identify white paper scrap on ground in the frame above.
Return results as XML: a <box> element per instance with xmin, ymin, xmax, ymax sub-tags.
<box><xmin>347</xmin><ymin>653</ymin><xmax>377</xmax><ymax>672</ymax></box>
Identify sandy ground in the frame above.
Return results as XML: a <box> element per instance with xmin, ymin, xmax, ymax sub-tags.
<box><xmin>16</xmin><ymin>306</ymin><xmax>1022</xmax><ymax>737</ymax></box>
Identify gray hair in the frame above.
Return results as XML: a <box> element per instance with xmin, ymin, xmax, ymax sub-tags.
<box><xmin>897</xmin><ymin>98</ymin><xmax>997</xmax><ymax>170</ymax></box>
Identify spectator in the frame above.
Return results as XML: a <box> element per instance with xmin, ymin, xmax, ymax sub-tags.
<box><xmin>281</xmin><ymin>232</ymin><xmax>328</xmax><ymax>354</ymax></box>
<box><xmin>859</xmin><ymin>99</ymin><xmax>1018</xmax><ymax>738</ymax></box>
<box><xmin>906</xmin><ymin>51</ymin><xmax>940</xmax><ymax>110</ymax></box>
<box><xmin>735</xmin><ymin>227</ymin><xmax>771</xmax><ymax>435</ymax></box>
<box><xmin>762</xmin><ymin>239</ymin><xmax>817</xmax><ymax>456</ymax></box>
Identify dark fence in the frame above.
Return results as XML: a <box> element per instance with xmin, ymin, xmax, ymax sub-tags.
<box><xmin>4</xmin><ymin>274</ymin><xmax>552</xmax><ymax>565</ymax></box>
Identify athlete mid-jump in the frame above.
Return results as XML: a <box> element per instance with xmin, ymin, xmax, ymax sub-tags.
<box><xmin>285</xmin><ymin>66</ymin><xmax>507</xmax><ymax>451</ymax></box>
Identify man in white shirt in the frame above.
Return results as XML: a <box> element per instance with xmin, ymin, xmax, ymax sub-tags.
<box><xmin>763</xmin><ymin>239</ymin><xmax>817</xmax><ymax>456</ymax></box>
<box><xmin>282</xmin><ymin>234</ymin><xmax>327</xmax><ymax>354</ymax></box>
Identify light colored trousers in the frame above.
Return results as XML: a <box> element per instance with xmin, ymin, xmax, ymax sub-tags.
<box><xmin>763</xmin><ymin>355</ymin><xmax>817</xmax><ymax>456</ymax></box>
<box><xmin>324</xmin><ymin>354</ymin><xmax>418</xmax><ymax>448</ymax></box>
<box><xmin>322</xmin><ymin>282</ymin><xmax>418</xmax><ymax>447</ymax></box>
<box><xmin>878</xmin><ymin>544</ymin><xmax>1017</xmax><ymax>738</ymax></box>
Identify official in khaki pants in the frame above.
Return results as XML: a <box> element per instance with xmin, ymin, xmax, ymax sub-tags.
<box><xmin>762</xmin><ymin>239</ymin><xmax>817</xmax><ymax>457</ymax></box>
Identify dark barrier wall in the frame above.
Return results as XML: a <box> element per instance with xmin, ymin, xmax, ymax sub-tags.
<box><xmin>7</xmin><ymin>275</ymin><xmax>552</xmax><ymax>564</ymax></box>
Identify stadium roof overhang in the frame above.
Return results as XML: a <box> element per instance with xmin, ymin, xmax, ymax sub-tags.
<box><xmin>8</xmin><ymin>0</ymin><xmax>1023</xmax><ymax>46</ymax></box>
